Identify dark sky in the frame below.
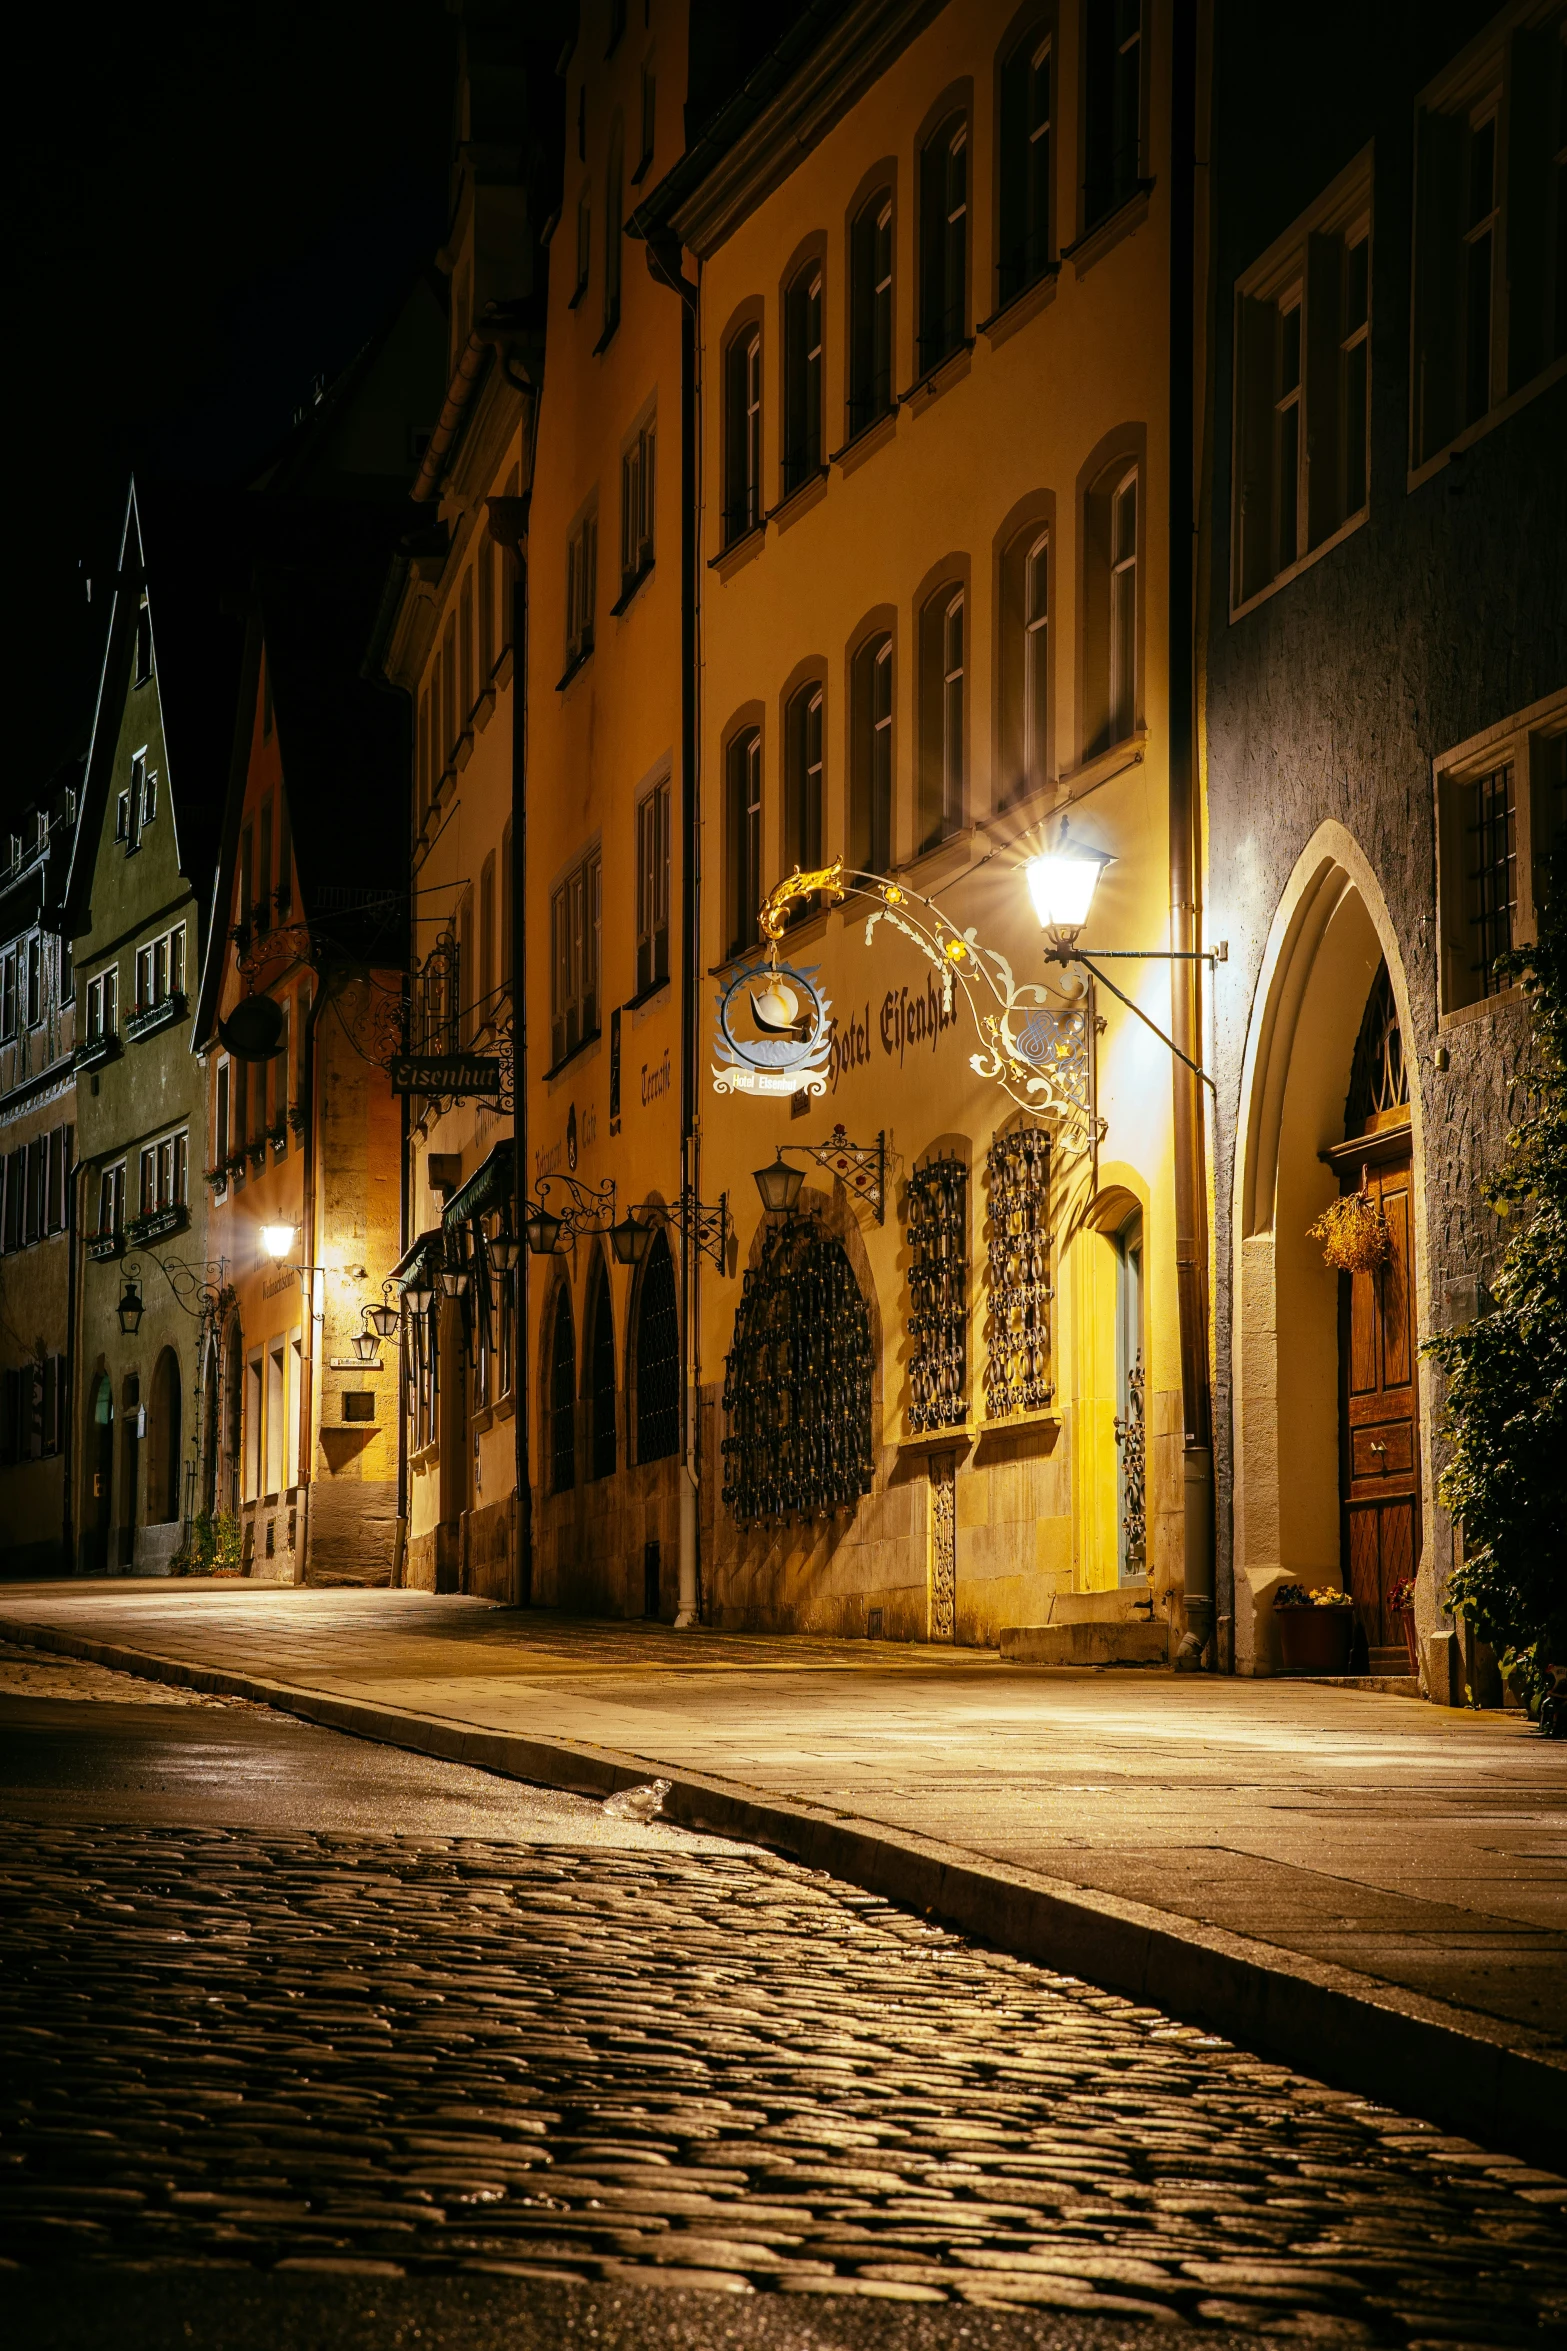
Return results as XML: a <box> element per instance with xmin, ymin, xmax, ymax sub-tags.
<box><xmin>6</xmin><ymin>0</ymin><xmax>457</xmax><ymax>815</ymax></box>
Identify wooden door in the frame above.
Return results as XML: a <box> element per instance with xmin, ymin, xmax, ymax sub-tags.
<box><xmin>1340</xmin><ymin>1152</ymin><xmax>1420</xmax><ymax>1648</ymax></box>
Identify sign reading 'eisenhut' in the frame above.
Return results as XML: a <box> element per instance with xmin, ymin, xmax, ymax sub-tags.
<box><xmin>389</xmin><ymin>1054</ymin><xmax>502</xmax><ymax>1097</ymax></box>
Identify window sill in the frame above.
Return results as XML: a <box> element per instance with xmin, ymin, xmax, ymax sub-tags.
<box><xmin>124</xmin><ymin>991</ymin><xmax>187</xmax><ymax>1043</ymax></box>
<box><xmin>494</xmin><ymin>1389</ymin><xmax>516</xmax><ymax>1422</ymax></box>
<box><xmin>1229</xmin><ymin>506</ymin><xmax>1368</xmax><ymax>624</ymax></box>
<box><xmin>592</xmin><ymin>311</ymin><xmax>620</xmax><ymax>357</ymax></box>
<box><xmin>86</xmin><ymin>1234</ymin><xmax>124</xmax><ymax>1263</ymax></box>
<box><xmin>631</xmin><ymin>148</ymin><xmax>654</xmax><ymax>187</ymax></box>
<box><xmin>1065</xmin><ymin>181</ymin><xmax>1154</xmax><ymax>279</ymax></box>
<box><xmin>898</xmin><ymin>825</ymin><xmax>979</xmax><ymax>891</ymax></box>
<box><xmin>567</xmin><ymin>281</ymin><xmax>588</xmax><ymax>312</ymax></box>
<box><xmin>771</xmin><ymin>467</ymin><xmax>829</xmax><ymax>535</ymax></box>
<box><xmin>472</xmin><ymin>685</ymin><xmax>497</xmax><ymax>736</ymax></box>
<box><xmin>1438</xmin><ymin>984</ymin><xmax>1527</xmax><ymax>1033</ymax></box>
<box><xmin>978</xmin><ymin>264</ymin><xmax>1061</xmax><ymax>350</ymax></box>
<box><xmin>455</xmin><ymin>728</ymin><xmax>476</xmax><ymax>772</ymax></box>
<box><xmin>610</xmin><ymin>559</ymin><xmax>655</xmax><ymax>617</ymax></box>
<box><xmin>709</xmin><ymin>522</ymin><xmax>764</xmax><ymax>577</ymax></box>
<box><xmin>493</xmin><ymin>645</ymin><xmax>515</xmax><ymax>691</ymax></box>
<box><xmin>471</xmin><ymin>1404</ymin><xmax>495</xmax><ymax>1436</ymax></box>
<box><xmin>1406</xmin><ymin>353</ymin><xmax>1567</xmax><ymax>491</ymax></box>
<box><xmin>543</xmin><ymin>1028</ymin><xmax>602</xmax><ymax>1083</ymax></box>
<box><xmin>902</xmin><ymin>339</ymin><xmax>975</xmax><ymax>413</ymax></box>
<box><xmin>624</xmin><ymin>975</ymin><xmax>671</xmax><ymax>1016</ymax></box>
<box><xmin>410</xmin><ymin>1440</ymin><xmax>439</xmax><ymax>1476</ymax></box>
<box><xmin>556</xmin><ymin>644</ymin><xmax>594</xmax><ymax>693</ymax></box>
<box><xmin>830</xmin><ymin>407</ymin><xmax>898</xmax><ymax>476</ymax></box>
<box><xmin>1056</xmin><ymin>729</ymin><xmax>1149</xmax><ymax>796</ymax></box>
<box><xmin>896</xmin><ymin>1424</ymin><xmax>973</xmax><ymax>1460</ymax></box>
<box><xmin>75</xmin><ymin>1034</ymin><xmax>121</xmax><ymax>1072</ymax></box>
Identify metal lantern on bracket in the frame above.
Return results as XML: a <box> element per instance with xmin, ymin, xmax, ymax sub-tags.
<box><xmin>488</xmin><ymin>1231</ymin><xmax>521</xmax><ymax>1275</ymax></box>
<box><xmin>523</xmin><ymin>1204</ymin><xmax>566</xmax><ymax>1256</ymax></box>
<box><xmin>352</xmin><ymin>1328</ymin><xmax>380</xmax><ymax>1365</ymax></box>
<box><xmin>117</xmin><ymin>1272</ymin><xmax>145</xmax><ymax>1335</ymax></box>
<box><xmin>609</xmin><ymin>1212</ymin><xmax>653</xmax><ymax>1268</ymax></box>
<box><xmin>439</xmin><ymin>1262</ymin><xmax>470</xmax><ymax>1298</ymax></box>
<box><xmin>404</xmin><ymin>1278</ymin><xmax>435</xmax><ymax>1316</ymax></box>
<box><xmin>753</xmin><ymin>1150</ymin><xmax>805</xmax><ymax>1215</ymax></box>
<box><xmin>365</xmin><ymin>1298</ymin><xmax>400</xmax><ymax>1341</ymax></box>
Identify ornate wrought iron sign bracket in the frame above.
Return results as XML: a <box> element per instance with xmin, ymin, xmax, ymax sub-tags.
<box><xmin>776</xmin><ymin>1124</ymin><xmax>887</xmax><ymax>1223</ymax></box>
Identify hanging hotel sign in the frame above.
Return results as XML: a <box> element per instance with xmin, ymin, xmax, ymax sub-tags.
<box><xmin>711</xmin><ymin>960</ymin><xmax>834</xmax><ymax>1099</ymax></box>
<box><xmin>389</xmin><ymin>1052</ymin><xmax>502</xmax><ymax>1098</ymax></box>
<box><xmin>710</xmin><ymin>856</ymin><xmax>1101</xmax><ymax>1155</ymax></box>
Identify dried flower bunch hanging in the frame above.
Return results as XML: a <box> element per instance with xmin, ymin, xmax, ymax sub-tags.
<box><xmin>1309</xmin><ymin>1168</ymin><xmax>1393</xmax><ymax>1273</ymax></box>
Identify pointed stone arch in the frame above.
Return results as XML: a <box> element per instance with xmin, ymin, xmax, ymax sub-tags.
<box><xmin>1230</xmin><ymin>822</ymin><xmax>1430</xmax><ymax>1673</ymax></box>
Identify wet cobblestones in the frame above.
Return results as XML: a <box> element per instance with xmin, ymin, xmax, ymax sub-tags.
<box><xmin>2</xmin><ymin>1821</ymin><xmax>1564</xmax><ymax>2343</ymax></box>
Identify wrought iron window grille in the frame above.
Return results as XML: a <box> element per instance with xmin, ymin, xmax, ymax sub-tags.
<box><xmin>982</xmin><ymin>1127</ymin><xmax>1053</xmax><ymax>1419</ymax></box>
<box><xmin>722</xmin><ymin>1212</ymin><xmax>874</xmax><ymax>1527</ymax></box>
<box><xmin>905</xmin><ymin>1154</ymin><xmax>969</xmax><ymax>1434</ymax></box>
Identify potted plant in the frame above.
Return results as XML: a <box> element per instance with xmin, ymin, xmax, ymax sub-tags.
<box><xmin>1274</xmin><ymin>1582</ymin><xmax>1356</xmax><ymax>1674</ymax></box>
<box><xmin>1389</xmin><ymin>1575</ymin><xmax>1419</xmax><ymax>1674</ymax></box>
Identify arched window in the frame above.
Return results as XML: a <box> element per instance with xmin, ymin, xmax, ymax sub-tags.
<box><xmin>1084</xmin><ymin>457</ymin><xmax>1139</xmax><ymax>756</ymax></box>
<box><xmin>917</xmin><ymin>583</ymin><xmax>964</xmax><ymax>850</ymax></box>
<box><xmin>998</xmin><ymin>24</ymin><xmax>1052</xmax><ymax>307</ymax></box>
<box><xmin>918</xmin><ymin>114</ymin><xmax>968</xmax><ymax>374</ymax></box>
<box><xmin>587</xmin><ymin>1264</ymin><xmax>617</xmax><ymax>1481</ymax></box>
<box><xmin>1083</xmin><ymin>0</ymin><xmax>1142</xmax><ymax>232</ymax></box>
<box><xmin>549</xmin><ymin>1285</ymin><xmax>576</xmax><ymax>1494</ymax></box>
<box><xmin>998</xmin><ymin>524</ymin><xmax>1049</xmax><ymax>805</ymax></box>
<box><xmin>848</xmin><ymin>191</ymin><xmax>893</xmax><ymax>435</ymax></box>
<box><xmin>726</xmin><ymin>726</ymin><xmax>763</xmax><ymax>955</ymax></box>
<box><xmin>147</xmin><ymin>1346</ymin><xmax>182</xmax><ymax>1525</ymax></box>
<box><xmin>723</xmin><ymin>325</ymin><xmax>762</xmax><ymax>544</ymax></box>
<box><xmin>784</xmin><ymin>682</ymin><xmax>823</xmax><ymax>892</ymax></box>
<box><xmin>849</xmin><ymin>631</ymin><xmax>893</xmax><ymax>872</ymax></box>
<box><xmin>722</xmin><ymin>1216</ymin><xmax>874</xmax><ymax>1526</ymax></box>
<box><xmin>782</xmin><ymin>261</ymin><xmax>824</xmax><ymax>495</ymax></box>
<box><xmin>634</xmin><ymin>1229</ymin><xmax>680</xmax><ymax>1463</ymax></box>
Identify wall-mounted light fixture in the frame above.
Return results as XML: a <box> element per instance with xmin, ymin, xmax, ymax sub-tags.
<box><xmin>116</xmin><ymin>1271</ymin><xmax>145</xmax><ymax>1335</ymax></box>
<box><xmin>610</xmin><ymin>1190</ymin><xmax>730</xmax><ymax>1272</ymax></box>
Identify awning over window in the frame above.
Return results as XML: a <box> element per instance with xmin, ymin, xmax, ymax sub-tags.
<box><xmin>442</xmin><ymin>1139</ymin><xmax>515</xmax><ymax>1233</ymax></box>
<box><xmin>389</xmin><ymin>1226</ymin><xmax>443</xmax><ymax>1291</ymax></box>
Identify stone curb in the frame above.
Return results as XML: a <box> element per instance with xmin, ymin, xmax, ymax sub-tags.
<box><xmin>5</xmin><ymin>1610</ymin><xmax>1563</xmax><ymax>2174</ymax></box>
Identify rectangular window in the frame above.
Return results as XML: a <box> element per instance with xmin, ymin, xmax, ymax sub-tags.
<box><xmin>215</xmin><ymin>1062</ymin><xmax>230</xmax><ymax>1176</ymax></box>
<box><xmin>500</xmin><ymin>817</ymin><xmax>514</xmax><ymax>998</ymax></box>
<box><xmin>918</xmin><ymin>587</ymin><xmax>965</xmax><ymax>851</ymax></box>
<box><xmin>1233</xmin><ymin>158</ymin><xmax>1372</xmax><ymax>610</ymax></box>
<box><xmin>849</xmin><ymin>195</ymin><xmax>894</xmax><ymax>435</ymax></box>
<box><xmin>620</xmin><ymin>417</ymin><xmax>656</xmax><ymax>592</ymax></box>
<box><xmin>1437</xmin><ymin>693</ymin><xmax>1567</xmax><ymax>1016</ymax></box>
<box><xmin>850</xmin><ymin>633</ymin><xmax>893</xmax><ymax>872</ymax></box>
<box><xmin>565</xmin><ymin>511</ymin><xmax>598</xmax><ymax>673</ymax></box>
<box><xmin>1083</xmin><ymin>0</ymin><xmax>1142</xmax><ymax>231</ymax></box>
<box><xmin>477</xmin><ymin>541</ymin><xmax>495</xmax><ymax>681</ymax></box>
<box><xmin>636</xmin><ymin>779</ymin><xmax>671</xmax><ymax>995</ymax></box>
<box><xmin>245</xmin><ymin>1352</ymin><xmax>262</xmax><ymax>1502</ymax></box>
<box><xmin>256</xmin><ymin>800</ymin><xmax>273</xmax><ymax>932</ymax></box>
<box><xmin>727</xmin><ymin>730</ymin><xmax>763</xmax><ymax>956</ymax></box>
<box><xmin>480</xmin><ymin>851</ymin><xmax>495</xmax><ymax>1027</ymax></box>
<box><xmin>1109</xmin><ymin>472</ymin><xmax>1138</xmax><ymax>744</ymax></box>
<box><xmin>139</xmin><ymin>1146</ymin><xmax>156</xmax><ymax>1216</ymax></box>
<box><xmin>135</xmin><ymin>598</ymin><xmax>153</xmax><ymax>684</ymax></box>
<box><xmin>99</xmin><ymin>1161</ymin><xmax>125</xmax><ymax>1239</ymax></box>
<box><xmin>783</xmin><ymin>267</ymin><xmax>824</xmax><ymax>494</ymax></box>
<box><xmin>417</xmin><ymin>686</ymin><xmax>431</xmax><ymax>829</ymax></box>
<box><xmin>919</xmin><ymin>119</ymin><xmax>968</xmax><ymax>373</ymax></box>
<box><xmin>574</xmin><ymin>187</ymin><xmax>591</xmax><ymax>304</ymax></box>
<box><xmin>265</xmin><ymin>1345</ymin><xmax>285</xmax><ymax>1496</ymax></box>
<box><xmin>442</xmin><ymin>616</ymin><xmax>458</xmax><ymax>761</ymax></box>
<box><xmin>549</xmin><ymin>849</ymin><xmax>602</xmax><ymax>1066</ymax></box>
<box><xmin>276</xmin><ymin>799</ymin><xmax>292</xmax><ymax>917</ymax></box>
<box><xmin>723</xmin><ymin>329</ymin><xmax>762</xmax><ymax>544</ymax></box>
<box><xmin>25</xmin><ymin>935</ymin><xmax>42</xmax><ymax>1029</ymax></box>
<box><xmin>999</xmin><ymin>30</ymin><xmax>1052</xmax><ymax>306</ymax></box>
<box><xmin>460</xmin><ymin>569</ymin><xmax>475</xmax><ymax>722</ymax></box>
<box><xmin>785</xmin><ymin>686</ymin><xmax>824</xmax><ymax>894</ymax></box>
<box><xmin>1413</xmin><ymin>19</ymin><xmax>1567</xmax><ymax>471</ymax></box>
<box><xmin>603</xmin><ymin>136</ymin><xmax>623</xmax><ymax>338</ymax></box>
<box><xmin>238</xmin><ymin>823</ymin><xmax>253</xmax><ymax>932</ymax></box>
<box><xmin>143</xmin><ymin>769</ymin><xmax>158</xmax><ymax>824</ymax></box>
<box><xmin>116</xmin><ymin>790</ymin><xmax>130</xmax><ymax>843</ymax></box>
<box><xmin>128</xmin><ymin>753</ymin><xmax>146</xmax><ymax>852</ymax></box>
<box><xmin>0</xmin><ymin>948</ymin><xmax>15</xmax><ymax>1040</ymax></box>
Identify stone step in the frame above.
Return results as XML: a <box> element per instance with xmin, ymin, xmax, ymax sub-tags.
<box><xmin>1000</xmin><ymin>1619</ymin><xmax>1170</xmax><ymax>1668</ymax></box>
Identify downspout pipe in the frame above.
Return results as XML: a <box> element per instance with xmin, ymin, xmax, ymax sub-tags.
<box><xmin>645</xmin><ymin>229</ymin><xmax>702</xmax><ymax>1630</ymax></box>
<box><xmin>1167</xmin><ymin>0</ymin><xmax>1215</xmax><ymax>1668</ymax></box>
<box><xmin>505</xmin><ymin>503</ymin><xmax>533</xmax><ymax>1611</ymax></box>
<box><xmin>63</xmin><ymin>1153</ymin><xmax>89</xmax><ymax>1574</ymax></box>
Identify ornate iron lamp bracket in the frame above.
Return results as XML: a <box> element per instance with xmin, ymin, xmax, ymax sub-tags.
<box><xmin>681</xmin><ymin>1189</ymin><xmax>730</xmax><ymax>1272</ymax></box>
<box><xmin>781</xmin><ymin>1125</ymin><xmax>886</xmax><ymax>1224</ymax></box>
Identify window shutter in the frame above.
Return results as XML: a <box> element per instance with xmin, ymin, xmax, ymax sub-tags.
<box><xmin>1305</xmin><ymin>231</ymin><xmax>1345</xmax><ymax>548</ymax></box>
<box><xmin>1505</xmin><ymin>26</ymin><xmax>1554</xmax><ymax>394</ymax></box>
<box><xmin>1234</xmin><ymin>294</ymin><xmax>1277</xmax><ymax>602</ymax></box>
<box><xmin>1414</xmin><ymin>108</ymin><xmax>1463</xmax><ymax>464</ymax></box>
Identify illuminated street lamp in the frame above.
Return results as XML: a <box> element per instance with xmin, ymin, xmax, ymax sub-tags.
<box><xmin>487</xmin><ymin>1231</ymin><xmax>521</xmax><ymax>1274</ymax></box>
<box><xmin>352</xmin><ymin>1328</ymin><xmax>380</xmax><ymax>1365</ymax></box>
<box><xmin>260</xmin><ymin>1223</ymin><xmax>297</xmax><ymax>1261</ymax></box>
<box><xmin>1024</xmin><ymin>837</ymin><xmax>1115</xmax><ymax>953</ymax></box>
<box><xmin>365</xmin><ymin>1296</ymin><xmax>401</xmax><ymax>1341</ymax></box>
<box><xmin>439</xmin><ymin>1263</ymin><xmax>470</xmax><ymax>1297</ymax></box>
<box><xmin>116</xmin><ymin>1271</ymin><xmax>144</xmax><ymax>1335</ymax></box>
<box><xmin>523</xmin><ymin>1203</ymin><xmax>566</xmax><ymax>1256</ymax></box>
<box><xmin>404</xmin><ymin>1278</ymin><xmax>435</xmax><ymax>1315</ymax></box>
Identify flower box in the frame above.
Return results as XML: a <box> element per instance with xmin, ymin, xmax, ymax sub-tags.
<box><xmin>1277</xmin><ymin>1604</ymin><xmax>1354</xmax><ymax>1675</ymax></box>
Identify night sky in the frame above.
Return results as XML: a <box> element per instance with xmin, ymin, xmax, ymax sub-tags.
<box><xmin>7</xmin><ymin>1</ymin><xmax>457</xmax><ymax>818</ymax></box>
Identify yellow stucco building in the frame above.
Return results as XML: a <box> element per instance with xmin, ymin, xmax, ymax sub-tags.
<box><xmin>516</xmin><ymin>0</ymin><xmax>1214</xmax><ymax>1655</ymax></box>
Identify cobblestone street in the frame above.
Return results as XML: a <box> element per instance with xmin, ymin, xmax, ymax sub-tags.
<box><xmin>2</xmin><ymin>1654</ymin><xmax>1564</xmax><ymax>2348</ymax></box>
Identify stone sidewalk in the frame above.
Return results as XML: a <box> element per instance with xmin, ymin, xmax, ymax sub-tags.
<box><xmin>2</xmin><ymin>1579</ymin><xmax>1563</xmax><ymax>2166</ymax></box>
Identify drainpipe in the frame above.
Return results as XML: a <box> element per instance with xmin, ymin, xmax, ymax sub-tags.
<box><xmin>506</xmin><ymin>506</ymin><xmax>533</xmax><ymax>1611</ymax></box>
<box><xmin>394</xmin><ymin>1052</ymin><xmax>409</xmax><ymax>1587</ymax></box>
<box><xmin>646</xmin><ymin>230</ymin><xmax>702</xmax><ymax>1629</ymax></box>
<box><xmin>1167</xmin><ymin>0</ymin><xmax>1215</xmax><ymax>1667</ymax></box>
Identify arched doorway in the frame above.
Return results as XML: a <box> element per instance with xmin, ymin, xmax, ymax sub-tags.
<box><xmin>88</xmin><ymin>1374</ymin><xmax>114</xmax><ymax>1573</ymax></box>
<box><xmin>585</xmin><ymin>1254</ymin><xmax>616</xmax><ymax>1481</ymax></box>
<box><xmin>547</xmin><ymin>1282</ymin><xmax>576</xmax><ymax>1495</ymax></box>
<box><xmin>119</xmin><ymin>1374</ymin><xmax>141</xmax><ymax>1570</ymax></box>
<box><xmin>721</xmin><ymin>1214</ymin><xmax>874</xmax><ymax>1528</ymax></box>
<box><xmin>146</xmin><ymin>1347</ymin><xmax>183</xmax><ymax>1525</ymax></box>
<box><xmin>1232</xmin><ymin>829</ymin><xmax>1426</xmax><ymax>1674</ymax></box>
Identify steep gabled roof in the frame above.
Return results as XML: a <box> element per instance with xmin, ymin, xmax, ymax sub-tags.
<box><xmin>61</xmin><ymin>477</ymin><xmax>249</xmax><ymax>944</ymax></box>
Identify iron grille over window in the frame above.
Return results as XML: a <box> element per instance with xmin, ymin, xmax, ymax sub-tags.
<box><xmin>983</xmin><ymin>1128</ymin><xmax>1052</xmax><ymax>1417</ymax></box>
<box><xmin>1463</xmin><ymin>762</ymin><xmax>1517</xmax><ymax>996</ymax></box>
<box><xmin>722</xmin><ymin>1213</ymin><xmax>874</xmax><ymax>1526</ymax></box>
<box><xmin>907</xmin><ymin>1155</ymin><xmax>968</xmax><ymax>1431</ymax></box>
<box><xmin>634</xmin><ymin>1229</ymin><xmax>680</xmax><ymax>1462</ymax></box>
<box><xmin>589</xmin><ymin>1270</ymin><xmax>616</xmax><ymax>1480</ymax></box>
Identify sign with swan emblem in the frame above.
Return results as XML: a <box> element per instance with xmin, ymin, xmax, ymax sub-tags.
<box><xmin>711</xmin><ymin>959</ymin><xmax>834</xmax><ymax>1099</ymax></box>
